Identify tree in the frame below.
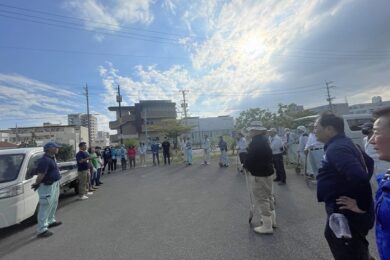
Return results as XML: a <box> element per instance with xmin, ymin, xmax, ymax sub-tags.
<box><xmin>57</xmin><ymin>144</ymin><xmax>74</xmax><ymax>162</ymax></box>
<box><xmin>235</xmin><ymin>108</ymin><xmax>275</xmax><ymax>131</ymax></box>
<box><xmin>274</xmin><ymin>103</ymin><xmax>316</xmax><ymax>129</ymax></box>
<box><xmin>235</xmin><ymin>104</ymin><xmax>316</xmax><ymax>131</ymax></box>
<box><xmin>148</xmin><ymin>119</ymin><xmax>193</xmax><ymax>145</ymax></box>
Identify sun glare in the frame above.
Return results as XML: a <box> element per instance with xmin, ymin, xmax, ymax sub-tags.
<box><xmin>239</xmin><ymin>36</ymin><xmax>265</xmax><ymax>58</ymax></box>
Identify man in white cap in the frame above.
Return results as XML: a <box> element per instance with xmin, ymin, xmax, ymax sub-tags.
<box><xmin>244</xmin><ymin>121</ymin><xmax>276</xmax><ymax>234</ymax></box>
<box><xmin>31</xmin><ymin>142</ymin><xmax>63</xmax><ymax>238</ymax></box>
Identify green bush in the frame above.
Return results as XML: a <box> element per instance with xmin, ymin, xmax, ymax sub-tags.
<box><xmin>124</xmin><ymin>138</ymin><xmax>140</xmax><ymax>148</ymax></box>
<box><xmin>57</xmin><ymin>144</ymin><xmax>75</xmax><ymax>162</ymax></box>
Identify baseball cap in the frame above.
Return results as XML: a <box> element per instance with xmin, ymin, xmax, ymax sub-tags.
<box><xmin>44</xmin><ymin>142</ymin><xmax>61</xmax><ymax>151</ymax></box>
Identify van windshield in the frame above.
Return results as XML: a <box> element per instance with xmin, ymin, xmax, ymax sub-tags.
<box><xmin>0</xmin><ymin>154</ymin><xmax>25</xmax><ymax>183</ymax></box>
<box><xmin>346</xmin><ymin>118</ymin><xmax>372</xmax><ymax>131</ymax></box>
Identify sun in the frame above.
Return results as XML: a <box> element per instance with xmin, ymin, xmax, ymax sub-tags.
<box><xmin>239</xmin><ymin>35</ymin><xmax>265</xmax><ymax>58</ymax></box>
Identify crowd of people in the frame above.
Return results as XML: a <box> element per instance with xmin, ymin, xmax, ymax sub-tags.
<box><xmin>239</xmin><ymin>107</ymin><xmax>390</xmax><ymax>260</ymax></box>
<box><xmin>30</xmin><ymin>106</ymin><xmax>390</xmax><ymax>260</ymax></box>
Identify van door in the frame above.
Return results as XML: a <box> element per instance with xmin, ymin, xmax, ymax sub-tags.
<box><xmin>23</xmin><ymin>152</ymin><xmax>44</xmax><ymax>219</ymax></box>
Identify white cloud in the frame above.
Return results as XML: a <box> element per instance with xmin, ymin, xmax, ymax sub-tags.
<box><xmin>64</xmin><ymin>0</ymin><xmax>155</xmax><ymax>36</ymax></box>
<box><xmin>0</xmin><ymin>74</ymin><xmax>82</xmax><ymax>127</ymax></box>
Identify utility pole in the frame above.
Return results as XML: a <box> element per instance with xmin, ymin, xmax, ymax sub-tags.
<box><xmin>117</xmin><ymin>85</ymin><xmax>123</xmax><ymax>145</ymax></box>
<box><xmin>325</xmin><ymin>81</ymin><xmax>336</xmax><ymax>112</ymax></box>
<box><xmin>181</xmin><ymin>90</ymin><xmax>188</xmax><ymax>124</ymax></box>
<box><xmin>84</xmin><ymin>84</ymin><xmax>92</xmax><ymax>148</ymax></box>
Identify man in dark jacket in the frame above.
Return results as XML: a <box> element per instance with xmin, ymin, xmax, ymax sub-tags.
<box><xmin>244</xmin><ymin>121</ymin><xmax>275</xmax><ymax>234</ymax></box>
<box><xmin>314</xmin><ymin>112</ymin><xmax>374</xmax><ymax>260</ymax></box>
<box><xmin>161</xmin><ymin>137</ymin><xmax>171</xmax><ymax>165</ymax></box>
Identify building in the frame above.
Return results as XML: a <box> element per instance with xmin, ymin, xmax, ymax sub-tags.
<box><xmin>67</xmin><ymin>113</ymin><xmax>98</xmax><ymax>141</ymax></box>
<box><xmin>0</xmin><ymin>131</ymin><xmax>9</xmax><ymax>142</ymax></box>
<box><xmin>308</xmin><ymin>103</ymin><xmax>350</xmax><ymax>116</ymax></box>
<box><xmin>93</xmin><ymin>131</ymin><xmax>110</xmax><ymax>147</ymax></box>
<box><xmin>182</xmin><ymin>116</ymin><xmax>234</xmax><ymax>146</ymax></box>
<box><xmin>7</xmin><ymin>125</ymin><xmax>88</xmax><ymax>152</ymax></box>
<box><xmin>349</xmin><ymin>96</ymin><xmax>390</xmax><ymax>115</ymax></box>
<box><xmin>108</xmin><ymin>100</ymin><xmax>177</xmax><ymax>143</ymax></box>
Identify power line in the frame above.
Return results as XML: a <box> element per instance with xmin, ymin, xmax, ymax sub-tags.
<box><xmin>0</xmin><ymin>3</ymin><xmax>192</xmax><ymax>38</ymax></box>
<box><xmin>0</xmin><ymin>46</ymin><xmax>188</xmax><ymax>60</ymax></box>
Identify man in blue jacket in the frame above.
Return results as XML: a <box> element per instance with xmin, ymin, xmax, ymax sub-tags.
<box><xmin>369</xmin><ymin>106</ymin><xmax>390</xmax><ymax>260</ymax></box>
<box><xmin>314</xmin><ymin>112</ymin><xmax>374</xmax><ymax>260</ymax></box>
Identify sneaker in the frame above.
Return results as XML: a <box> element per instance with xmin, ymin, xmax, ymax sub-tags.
<box><xmin>87</xmin><ymin>192</ymin><xmax>93</xmax><ymax>195</ymax></box>
<box><xmin>48</xmin><ymin>221</ymin><xmax>62</xmax><ymax>228</ymax></box>
<box><xmin>78</xmin><ymin>195</ymin><xmax>89</xmax><ymax>200</ymax></box>
<box><xmin>278</xmin><ymin>181</ymin><xmax>286</xmax><ymax>185</ymax></box>
<box><xmin>37</xmin><ymin>230</ymin><xmax>53</xmax><ymax>238</ymax></box>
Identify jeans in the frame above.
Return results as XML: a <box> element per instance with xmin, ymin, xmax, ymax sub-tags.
<box><xmin>90</xmin><ymin>169</ymin><xmax>97</xmax><ymax>186</ymax></box>
<box><xmin>129</xmin><ymin>157</ymin><xmax>136</xmax><ymax>168</ymax></box>
<box><xmin>273</xmin><ymin>153</ymin><xmax>286</xmax><ymax>182</ymax></box>
<box><xmin>153</xmin><ymin>153</ymin><xmax>160</xmax><ymax>165</ymax></box>
<box><xmin>37</xmin><ymin>181</ymin><xmax>60</xmax><ymax>234</ymax></box>
<box><xmin>96</xmin><ymin>168</ymin><xmax>102</xmax><ymax>185</ymax></box>
<box><xmin>163</xmin><ymin>151</ymin><xmax>170</xmax><ymax>165</ymax></box>
<box><xmin>121</xmin><ymin>158</ymin><xmax>127</xmax><ymax>170</ymax></box>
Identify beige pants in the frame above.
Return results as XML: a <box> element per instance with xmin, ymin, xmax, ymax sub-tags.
<box><xmin>251</xmin><ymin>175</ymin><xmax>274</xmax><ymax>217</ymax></box>
<box><xmin>78</xmin><ymin>170</ymin><xmax>89</xmax><ymax>196</ymax></box>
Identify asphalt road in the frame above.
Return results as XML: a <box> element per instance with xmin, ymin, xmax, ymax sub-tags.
<box><xmin>0</xmin><ymin>158</ymin><xmax>379</xmax><ymax>260</ymax></box>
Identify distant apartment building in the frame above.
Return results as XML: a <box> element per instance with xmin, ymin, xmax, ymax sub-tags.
<box><xmin>308</xmin><ymin>103</ymin><xmax>350</xmax><ymax>116</ymax></box>
<box><xmin>7</xmin><ymin>125</ymin><xmax>88</xmax><ymax>152</ymax></box>
<box><xmin>108</xmin><ymin>100</ymin><xmax>177</xmax><ymax>143</ymax></box>
<box><xmin>349</xmin><ymin>96</ymin><xmax>390</xmax><ymax>114</ymax></box>
<box><xmin>93</xmin><ymin>131</ymin><xmax>110</xmax><ymax>147</ymax></box>
<box><xmin>183</xmin><ymin>116</ymin><xmax>235</xmax><ymax>146</ymax></box>
<box><xmin>68</xmin><ymin>113</ymin><xmax>97</xmax><ymax>141</ymax></box>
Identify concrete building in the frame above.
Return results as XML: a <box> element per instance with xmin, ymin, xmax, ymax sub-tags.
<box><xmin>308</xmin><ymin>103</ymin><xmax>350</xmax><ymax>116</ymax></box>
<box><xmin>108</xmin><ymin>100</ymin><xmax>177</xmax><ymax>143</ymax></box>
<box><xmin>7</xmin><ymin>125</ymin><xmax>88</xmax><ymax>152</ymax></box>
<box><xmin>0</xmin><ymin>131</ymin><xmax>9</xmax><ymax>142</ymax></box>
<box><xmin>93</xmin><ymin>131</ymin><xmax>110</xmax><ymax>147</ymax></box>
<box><xmin>349</xmin><ymin>96</ymin><xmax>390</xmax><ymax>115</ymax></box>
<box><xmin>68</xmin><ymin>113</ymin><xmax>98</xmax><ymax>141</ymax></box>
<box><xmin>182</xmin><ymin>116</ymin><xmax>234</xmax><ymax>146</ymax></box>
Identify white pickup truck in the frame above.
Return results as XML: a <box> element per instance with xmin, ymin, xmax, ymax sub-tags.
<box><xmin>0</xmin><ymin>147</ymin><xmax>79</xmax><ymax>228</ymax></box>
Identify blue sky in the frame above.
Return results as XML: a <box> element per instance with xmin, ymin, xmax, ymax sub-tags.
<box><xmin>0</xmin><ymin>0</ymin><xmax>390</xmax><ymax>132</ymax></box>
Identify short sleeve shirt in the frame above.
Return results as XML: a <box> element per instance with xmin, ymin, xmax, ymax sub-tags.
<box><xmin>76</xmin><ymin>151</ymin><xmax>89</xmax><ymax>171</ymax></box>
<box><xmin>36</xmin><ymin>154</ymin><xmax>61</xmax><ymax>185</ymax></box>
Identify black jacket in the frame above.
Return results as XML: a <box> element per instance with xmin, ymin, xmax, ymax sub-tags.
<box><xmin>244</xmin><ymin>135</ymin><xmax>274</xmax><ymax>177</ymax></box>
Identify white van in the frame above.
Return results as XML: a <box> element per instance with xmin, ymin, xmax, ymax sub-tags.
<box><xmin>0</xmin><ymin>147</ymin><xmax>78</xmax><ymax>228</ymax></box>
<box><xmin>293</xmin><ymin>113</ymin><xmax>372</xmax><ymax>145</ymax></box>
<box><xmin>292</xmin><ymin>113</ymin><xmax>373</xmax><ymax>175</ymax></box>
<box><xmin>342</xmin><ymin>114</ymin><xmax>372</xmax><ymax>147</ymax></box>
